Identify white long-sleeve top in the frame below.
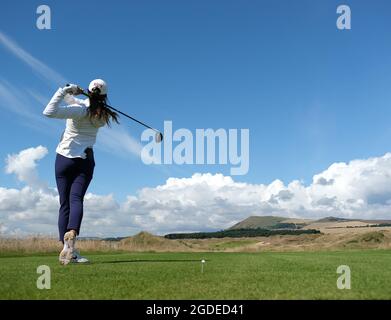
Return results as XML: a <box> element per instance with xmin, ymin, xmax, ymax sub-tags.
<box><xmin>43</xmin><ymin>88</ymin><xmax>106</xmax><ymax>159</ymax></box>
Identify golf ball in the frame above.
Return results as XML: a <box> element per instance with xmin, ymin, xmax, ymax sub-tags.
<box><xmin>201</xmin><ymin>259</ymin><xmax>205</xmax><ymax>263</ymax></box>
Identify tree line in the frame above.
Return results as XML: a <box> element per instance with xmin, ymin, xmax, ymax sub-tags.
<box><xmin>164</xmin><ymin>228</ymin><xmax>320</xmax><ymax>239</ymax></box>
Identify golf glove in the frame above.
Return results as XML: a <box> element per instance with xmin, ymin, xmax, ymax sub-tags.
<box><xmin>63</xmin><ymin>84</ymin><xmax>82</xmax><ymax>95</ymax></box>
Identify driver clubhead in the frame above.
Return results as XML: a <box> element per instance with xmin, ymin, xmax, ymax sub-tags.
<box><xmin>155</xmin><ymin>132</ymin><xmax>163</xmax><ymax>143</ymax></box>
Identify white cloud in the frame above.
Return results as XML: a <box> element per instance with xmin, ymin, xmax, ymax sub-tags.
<box><xmin>5</xmin><ymin>146</ymin><xmax>48</xmax><ymax>190</ymax></box>
<box><xmin>2</xmin><ymin>146</ymin><xmax>391</xmax><ymax>237</ymax></box>
<box><xmin>0</xmin><ymin>187</ymin><xmax>41</xmax><ymax>212</ymax></box>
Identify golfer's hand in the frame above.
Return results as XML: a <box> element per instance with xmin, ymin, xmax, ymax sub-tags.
<box><xmin>63</xmin><ymin>84</ymin><xmax>82</xmax><ymax>96</ymax></box>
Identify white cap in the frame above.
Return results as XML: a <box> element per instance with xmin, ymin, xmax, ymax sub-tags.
<box><xmin>88</xmin><ymin>79</ymin><xmax>107</xmax><ymax>95</ymax></box>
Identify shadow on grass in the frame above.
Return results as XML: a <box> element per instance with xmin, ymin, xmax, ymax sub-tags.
<box><xmin>98</xmin><ymin>259</ymin><xmax>209</xmax><ymax>264</ymax></box>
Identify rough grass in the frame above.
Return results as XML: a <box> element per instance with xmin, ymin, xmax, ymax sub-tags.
<box><xmin>208</xmin><ymin>239</ymin><xmax>259</xmax><ymax>250</ymax></box>
<box><xmin>1</xmin><ymin>250</ymin><xmax>391</xmax><ymax>299</ymax></box>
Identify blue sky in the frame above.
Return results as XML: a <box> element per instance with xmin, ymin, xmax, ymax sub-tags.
<box><xmin>1</xmin><ymin>1</ymin><xmax>391</xmax><ymax>236</ymax></box>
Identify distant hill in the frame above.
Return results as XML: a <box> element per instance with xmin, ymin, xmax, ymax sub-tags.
<box><xmin>228</xmin><ymin>215</ymin><xmax>391</xmax><ymax>234</ymax></box>
<box><xmin>314</xmin><ymin>216</ymin><xmax>351</xmax><ymax>223</ymax></box>
<box><xmin>229</xmin><ymin>216</ymin><xmax>286</xmax><ymax>230</ymax></box>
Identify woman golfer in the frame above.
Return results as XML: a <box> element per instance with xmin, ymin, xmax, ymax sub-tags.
<box><xmin>43</xmin><ymin>79</ymin><xmax>118</xmax><ymax>265</ymax></box>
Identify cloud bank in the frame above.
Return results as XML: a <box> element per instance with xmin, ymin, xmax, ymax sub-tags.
<box><xmin>2</xmin><ymin>146</ymin><xmax>391</xmax><ymax>237</ymax></box>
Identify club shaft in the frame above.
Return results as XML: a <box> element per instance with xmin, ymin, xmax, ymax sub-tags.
<box><xmin>80</xmin><ymin>91</ymin><xmax>160</xmax><ymax>133</ymax></box>
<box><xmin>105</xmin><ymin>104</ymin><xmax>158</xmax><ymax>133</ymax></box>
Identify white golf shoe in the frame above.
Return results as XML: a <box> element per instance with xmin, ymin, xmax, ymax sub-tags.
<box><xmin>60</xmin><ymin>230</ymin><xmax>76</xmax><ymax>265</ymax></box>
<box><xmin>59</xmin><ymin>247</ymin><xmax>70</xmax><ymax>265</ymax></box>
<box><xmin>60</xmin><ymin>231</ymin><xmax>89</xmax><ymax>265</ymax></box>
<box><xmin>59</xmin><ymin>248</ymin><xmax>89</xmax><ymax>264</ymax></box>
<box><xmin>70</xmin><ymin>250</ymin><xmax>89</xmax><ymax>264</ymax></box>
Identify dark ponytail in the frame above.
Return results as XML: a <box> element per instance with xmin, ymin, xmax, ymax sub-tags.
<box><xmin>87</xmin><ymin>91</ymin><xmax>119</xmax><ymax>127</ymax></box>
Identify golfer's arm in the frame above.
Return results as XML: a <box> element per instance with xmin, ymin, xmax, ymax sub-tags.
<box><xmin>64</xmin><ymin>94</ymin><xmax>87</xmax><ymax>106</ymax></box>
<box><xmin>43</xmin><ymin>88</ymin><xmax>87</xmax><ymax>119</ymax></box>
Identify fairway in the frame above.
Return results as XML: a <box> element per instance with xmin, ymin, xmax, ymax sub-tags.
<box><xmin>1</xmin><ymin>250</ymin><xmax>391</xmax><ymax>299</ymax></box>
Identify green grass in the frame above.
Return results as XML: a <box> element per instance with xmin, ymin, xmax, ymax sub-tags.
<box><xmin>1</xmin><ymin>250</ymin><xmax>391</xmax><ymax>299</ymax></box>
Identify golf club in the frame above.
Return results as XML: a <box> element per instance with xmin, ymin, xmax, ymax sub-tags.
<box><xmin>76</xmin><ymin>87</ymin><xmax>163</xmax><ymax>143</ymax></box>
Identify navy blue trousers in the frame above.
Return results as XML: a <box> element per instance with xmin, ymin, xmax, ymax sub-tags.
<box><xmin>55</xmin><ymin>149</ymin><xmax>95</xmax><ymax>243</ymax></box>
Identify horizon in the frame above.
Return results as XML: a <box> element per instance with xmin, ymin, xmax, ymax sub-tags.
<box><xmin>1</xmin><ymin>1</ymin><xmax>391</xmax><ymax>237</ymax></box>
<box><xmin>2</xmin><ymin>214</ymin><xmax>391</xmax><ymax>239</ymax></box>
